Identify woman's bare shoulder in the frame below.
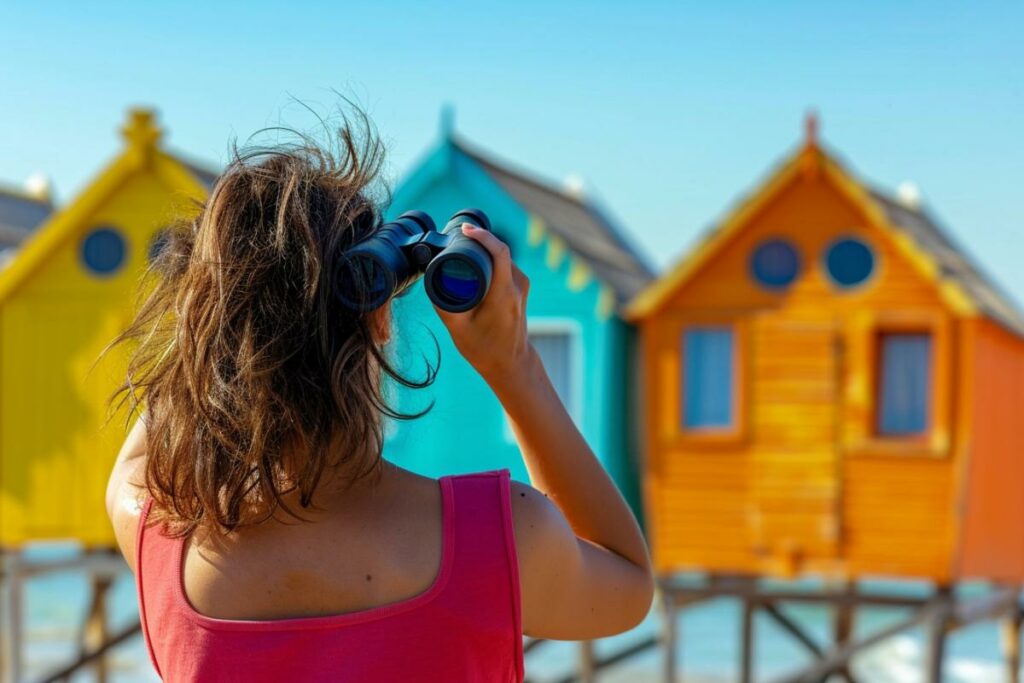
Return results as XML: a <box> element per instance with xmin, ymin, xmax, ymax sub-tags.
<box><xmin>510</xmin><ymin>479</ymin><xmax>597</xmax><ymax>636</ymax></box>
<box><xmin>106</xmin><ymin>414</ymin><xmax>149</xmax><ymax>572</ymax></box>
<box><xmin>509</xmin><ymin>480</ymin><xmax>575</xmax><ymax>552</ymax></box>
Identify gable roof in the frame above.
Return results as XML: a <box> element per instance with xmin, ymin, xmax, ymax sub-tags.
<box><xmin>0</xmin><ymin>186</ymin><xmax>52</xmax><ymax>249</ymax></box>
<box><xmin>869</xmin><ymin>188</ymin><xmax>1024</xmax><ymax>336</ymax></box>
<box><xmin>0</xmin><ymin>109</ymin><xmax>209</xmax><ymax>304</ymax></box>
<box><xmin>173</xmin><ymin>152</ymin><xmax>219</xmax><ymax>191</ymax></box>
<box><xmin>627</xmin><ymin>139</ymin><xmax>1024</xmax><ymax>338</ymax></box>
<box><xmin>453</xmin><ymin>137</ymin><xmax>654</xmax><ymax>304</ymax></box>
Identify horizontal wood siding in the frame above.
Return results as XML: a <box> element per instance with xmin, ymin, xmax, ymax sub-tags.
<box><xmin>843</xmin><ymin>456</ymin><xmax>956</xmax><ymax>580</ymax></box>
<box><xmin>641</xmin><ymin>166</ymin><xmax>963</xmax><ymax>580</ymax></box>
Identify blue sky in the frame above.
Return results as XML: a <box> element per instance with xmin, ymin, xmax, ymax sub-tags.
<box><xmin>2</xmin><ymin>1</ymin><xmax>1021</xmax><ymax>304</ymax></box>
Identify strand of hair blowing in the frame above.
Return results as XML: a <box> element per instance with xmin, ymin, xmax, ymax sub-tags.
<box><xmin>104</xmin><ymin>111</ymin><xmax>436</xmax><ymax>537</ymax></box>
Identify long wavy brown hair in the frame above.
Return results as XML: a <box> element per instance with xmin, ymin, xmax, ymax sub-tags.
<box><xmin>105</xmin><ymin>110</ymin><xmax>435</xmax><ymax>537</ymax></box>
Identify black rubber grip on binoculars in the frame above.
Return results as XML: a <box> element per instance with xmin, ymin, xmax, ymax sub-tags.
<box><xmin>448</xmin><ymin>208</ymin><xmax>491</xmax><ymax>232</ymax></box>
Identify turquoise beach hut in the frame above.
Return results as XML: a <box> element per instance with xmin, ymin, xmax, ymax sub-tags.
<box><xmin>385</xmin><ymin>115</ymin><xmax>653</xmax><ymax>510</ymax></box>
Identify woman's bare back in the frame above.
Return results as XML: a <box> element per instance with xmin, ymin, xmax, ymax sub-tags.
<box><xmin>174</xmin><ymin>465</ymin><xmax>445</xmax><ymax>621</ymax></box>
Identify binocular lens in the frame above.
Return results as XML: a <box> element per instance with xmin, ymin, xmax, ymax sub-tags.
<box><xmin>338</xmin><ymin>255</ymin><xmax>392</xmax><ymax>310</ymax></box>
<box><xmin>433</xmin><ymin>258</ymin><xmax>483</xmax><ymax>307</ymax></box>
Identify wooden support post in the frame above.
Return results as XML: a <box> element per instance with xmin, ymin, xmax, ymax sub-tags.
<box><xmin>38</xmin><ymin>621</ymin><xmax>141</xmax><ymax>683</ymax></box>
<box><xmin>741</xmin><ymin>599</ymin><xmax>755</xmax><ymax>683</ymax></box>
<box><xmin>0</xmin><ymin>552</ymin><xmax>6</xmax><ymax>683</ymax></box>
<box><xmin>925</xmin><ymin>587</ymin><xmax>953</xmax><ymax>683</ymax></box>
<box><xmin>1001</xmin><ymin>607</ymin><xmax>1022</xmax><ymax>683</ymax></box>
<box><xmin>762</xmin><ymin>602</ymin><xmax>823</xmax><ymax>658</ymax></box>
<box><xmin>577</xmin><ymin>640</ymin><xmax>595</xmax><ymax>683</ymax></box>
<box><xmin>660</xmin><ymin>587</ymin><xmax>678</xmax><ymax>683</ymax></box>
<box><xmin>769</xmin><ymin>605</ymin><xmax>940</xmax><ymax>683</ymax></box>
<box><xmin>832</xmin><ymin>583</ymin><xmax>856</xmax><ymax>683</ymax></box>
<box><xmin>80</xmin><ymin>572</ymin><xmax>114</xmax><ymax>683</ymax></box>
<box><xmin>2</xmin><ymin>550</ymin><xmax>24</xmax><ymax>683</ymax></box>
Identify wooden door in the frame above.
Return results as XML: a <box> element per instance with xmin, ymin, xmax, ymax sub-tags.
<box><xmin>749</xmin><ymin>316</ymin><xmax>843</xmax><ymax>568</ymax></box>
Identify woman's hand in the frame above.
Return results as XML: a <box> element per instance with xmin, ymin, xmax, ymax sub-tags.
<box><xmin>432</xmin><ymin>225</ymin><xmax>534</xmax><ymax>386</ymax></box>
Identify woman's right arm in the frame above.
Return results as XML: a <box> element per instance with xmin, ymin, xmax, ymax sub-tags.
<box><xmin>435</xmin><ymin>225</ymin><xmax>654</xmax><ymax>640</ymax></box>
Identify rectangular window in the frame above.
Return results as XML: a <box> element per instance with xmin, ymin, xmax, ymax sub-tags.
<box><xmin>682</xmin><ymin>327</ymin><xmax>735</xmax><ymax>429</ymax></box>
<box><xmin>531</xmin><ymin>330</ymin><xmax>575</xmax><ymax>416</ymax></box>
<box><xmin>877</xmin><ymin>332</ymin><xmax>932</xmax><ymax>436</ymax></box>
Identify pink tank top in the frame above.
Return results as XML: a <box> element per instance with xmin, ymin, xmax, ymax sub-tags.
<box><xmin>135</xmin><ymin>470</ymin><xmax>524</xmax><ymax>682</ymax></box>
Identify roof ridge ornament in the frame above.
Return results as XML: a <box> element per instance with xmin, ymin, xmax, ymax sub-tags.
<box><xmin>800</xmin><ymin>109</ymin><xmax>822</xmax><ymax>178</ymax></box>
<box><xmin>440</xmin><ymin>104</ymin><xmax>455</xmax><ymax>142</ymax></box>
<box><xmin>121</xmin><ymin>108</ymin><xmax>162</xmax><ymax>160</ymax></box>
<box><xmin>804</xmin><ymin>109</ymin><xmax>819</xmax><ymax>148</ymax></box>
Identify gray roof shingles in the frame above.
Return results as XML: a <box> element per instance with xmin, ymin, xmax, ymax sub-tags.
<box><xmin>454</xmin><ymin>138</ymin><xmax>654</xmax><ymax>305</ymax></box>
<box><xmin>870</xmin><ymin>188</ymin><xmax>1024</xmax><ymax>337</ymax></box>
<box><xmin>0</xmin><ymin>188</ymin><xmax>51</xmax><ymax>249</ymax></box>
<box><xmin>170</xmin><ymin>151</ymin><xmax>219</xmax><ymax>191</ymax></box>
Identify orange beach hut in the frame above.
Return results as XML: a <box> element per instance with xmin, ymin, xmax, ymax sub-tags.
<box><xmin>627</xmin><ymin>119</ymin><xmax>1024</xmax><ymax>584</ymax></box>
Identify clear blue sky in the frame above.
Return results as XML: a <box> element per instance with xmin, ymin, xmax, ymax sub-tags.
<box><xmin>2</xmin><ymin>1</ymin><xmax>1021</xmax><ymax>304</ymax></box>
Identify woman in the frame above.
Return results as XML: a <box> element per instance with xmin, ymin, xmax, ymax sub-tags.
<box><xmin>105</xmin><ymin>116</ymin><xmax>653</xmax><ymax>682</ymax></box>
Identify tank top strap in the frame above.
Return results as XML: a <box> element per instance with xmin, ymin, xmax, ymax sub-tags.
<box><xmin>135</xmin><ymin>497</ymin><xmax>184</xmax><ymax>679</ymax></box>
<box><xmin>440</xmin><ymin>469</ymin><xmax>523</xmax><ymax>675</ymax></box>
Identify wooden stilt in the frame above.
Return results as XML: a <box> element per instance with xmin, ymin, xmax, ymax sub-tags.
<box><xmin>740</xmin><ymin>599</ymin><xmax>755</xmax><ymax>683</ymax></box>
<box><xmin>1000</xmin><ymin>607</ymin><xmax>1022</xmax><ymax>683</ymax></box>
<box><xmin>2</xmin><ymin>550</ymin><xmax>24</xmax><ymax>683</ymax></box>
<box><xmin>832</xmin><ymin>583</ymin><xmax>856</xmax><ymax>683</ymax></box>
<box><xmin>769</xmin><ymin>605</ymin><xmax>940</xmax><ymax>683</ymax></box>
<box><xmin>0</xmin><ymin>551</ymin><xmax>7</xmax><ymax>683</ymax></box>
<box><xmin>577</xmin><ymin>640</ymin><xmax>595</xmax><ymax>683</ymax></box>
<box><xmin>925</xmin><ymin>587</ymin><xmax>953</xmax><ymax>683</ymax></box>
<box><xmin>661</xmin><ymin>588</ymin><xmax>678</xmax><ymax>683</ymax></box>
<box><xmin>763</xmin><ymin>602</ymin><xmax>823</xmax><ymax>658</ymax></box>
<box><xmin>81</xmin><ymin>573</ymin><xmax>114</xmax><ymax>683</ymax></box>
<box><xmin>38</xmin><ymin>621</ymin><xmax>141</xmax><ymax>683</ymax></box>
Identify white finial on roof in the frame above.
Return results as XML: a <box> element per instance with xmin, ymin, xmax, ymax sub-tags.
<box><xmin>23</xmin><ymin>173</ymin><xmax>52</xmax><ymax>202</ymax></box>
<box><xmin>897</xmin><ymin>181</ymin><xmax>922</xmax><ymax>209</ymax></box>
<box><xmin>563</xmin><ymin>172</ymin><xmax>586</xmax><ymax>199</ymax></box>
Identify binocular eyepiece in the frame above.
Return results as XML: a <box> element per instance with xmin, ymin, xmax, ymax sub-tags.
<box><xmin>336</xmin><ymin>208</ymin><xmax>493</xmax><ymax>313</ymax></box>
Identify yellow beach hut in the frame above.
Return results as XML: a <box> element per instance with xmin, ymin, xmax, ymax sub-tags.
<box><xmin>0</xmin><ymin>109</ymin><xmax>215</xmax><ymax>548</ymax></box>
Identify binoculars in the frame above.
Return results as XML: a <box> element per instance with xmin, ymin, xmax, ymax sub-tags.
<box><xmin>336</xmin><ymin>208</ymin><xmax>494</xmax><ymax>313</ymax></box>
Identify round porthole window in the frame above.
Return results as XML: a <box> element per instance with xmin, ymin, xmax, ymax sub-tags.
<box><xmin>824</xmin><ymin>237</ymin><xmax>875</xmax><ymax>288</ymax></box>
<box><xmin>750</xmin><ymin>239</ymin><xmax>800</xmax><ymax>290</ymax></box>
<box><xmin>81</xmin><ymin>227</ymin><xmax>126</xmax><ymax>276</ymax></box>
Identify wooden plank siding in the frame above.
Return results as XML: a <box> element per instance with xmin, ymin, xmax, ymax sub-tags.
<box><xmin>640</xmin><ymin>160</ymin><xmax>966</xmax><ymax>580</ymax></box>
<box><xmin>956</xmin><ymin>318</ymin><xmax>1024</xmax><ymax>581</ymax></box>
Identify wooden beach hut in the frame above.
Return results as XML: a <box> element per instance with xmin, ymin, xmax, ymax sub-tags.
<box><xmin>627</xmin><ymin>117</ymin><xmax>1024</xmax><ymax>681</ymax></box>
<box><xmin>0</xmin><ymin>109</ymin><xmax>215</xmax><ymax>682</ymax></box>
<box><xmin>386</xmin><ymin>112</ymin><xmax>653</xmax><ymax>513</ymax></box>
<box><xmin>0</xmin><ymin>109</ymin><xmax>214</xmax><ymax>549</ymax></box>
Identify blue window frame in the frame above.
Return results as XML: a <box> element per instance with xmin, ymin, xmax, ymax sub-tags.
<box><xmin>877</xmin><ymin>333</ymin><xmax>932</xmax><ymax>436</ymax></box>
<box><xmin>80</xmin><ymin>226</ymin><xmax>126</xmax><ymax>276</ymax></box>
<box><xmin>682</xmin><ymin>327</ymin><xmax>735</xmax><ymax>429</ymax></box>
<box><xmin>750</xmin><ymin>239</ymin><xmax>800</xmax><ymax>290</ymax></box>
<box><xmin>825</xmin><ymin>237</ymin><xmax>875</xmax><ymax>289</ymax></box>
<box><xmin>531</xmin><ymin>330</ymin><xmax>575</xmax><ymax>417</ymax></box>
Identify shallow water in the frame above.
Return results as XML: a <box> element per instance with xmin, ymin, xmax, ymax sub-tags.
<box><xmin>10</xmin><ymin>545</ymin><xmax>1015</xmax><ymax>682</ymax></box>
